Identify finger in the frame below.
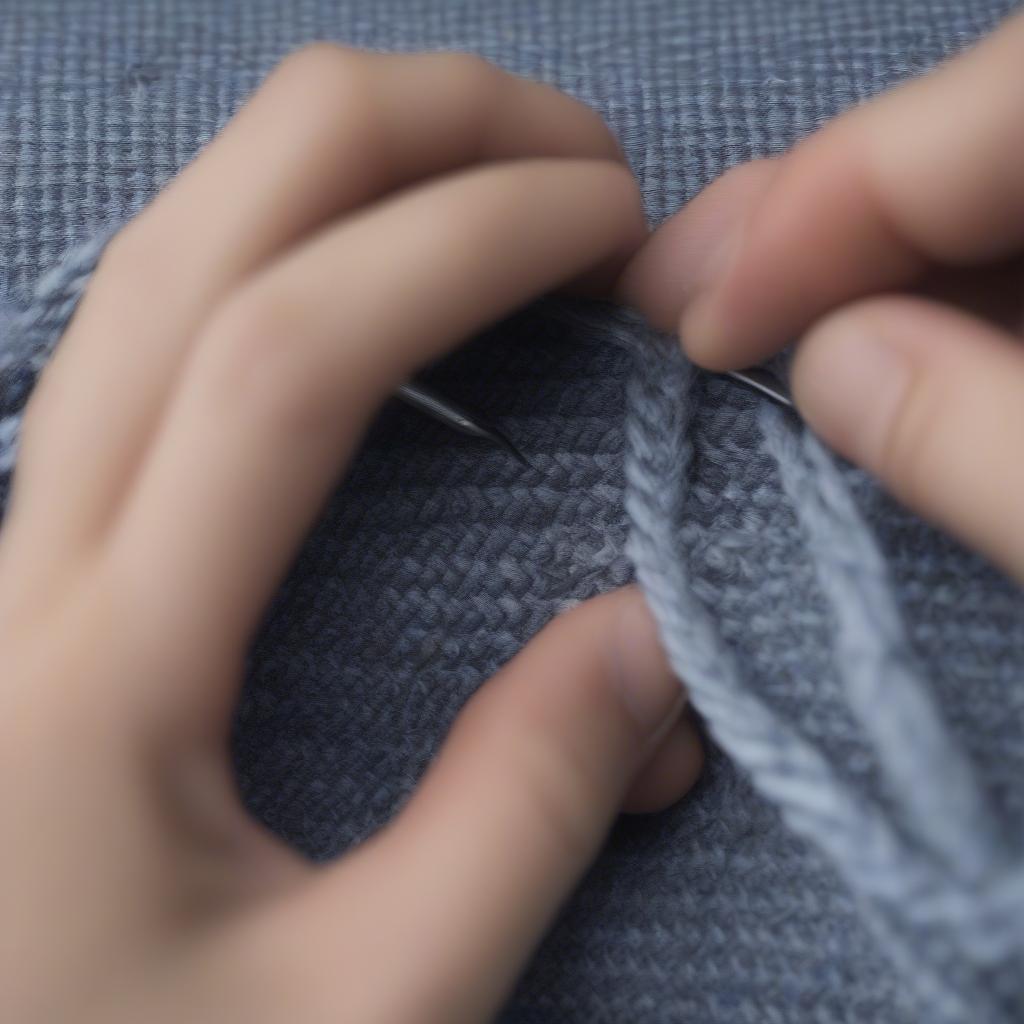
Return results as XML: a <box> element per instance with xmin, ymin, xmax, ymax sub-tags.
<box><xmin>615</xmin><ymin>158</ymin><xmax>780</xmax><ymax>331</ymax></box>
<box><xmin>619</xmin><ymin>159</ymin><xmax>1024</xmax><ymax>341</ymax></box>
<box><xmin>7</xmin><ymin>46</ymin><xmax>622</xmax><ymax>573</ymax></box>
<box><xmin>107</xmin><ymin>159</ymin><xmax>644</xmax><ymax>694</ymax></box>
<box><xmin>273</xmin><ymin>588</ymin><xmax>693</xmax><ymax>1023</ymax></box>
<box><xmin>626</xmin><ymin>10</ymin><xmax>1024</xmax><ymax>370</ymax></box>
<box><xmin>617</xmin><ymin>158</ymin><xmax>1024</xmax><ymax>351</ymax></box>
<box><xmin>792</xmin><ymin>295</ymin><xmax>1024</xmax><ymax>581</ymax></box>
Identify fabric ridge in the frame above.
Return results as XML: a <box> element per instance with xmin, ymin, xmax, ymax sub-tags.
<box><xmin>621</xmin><ymin>312</ymin><xmax>1024</xmax><ymax>1022</ymax></box>
<box><xmin>2</xmin><ymin>2</ymin><xmax>1024</xmax><ymax>1021</ymax></box>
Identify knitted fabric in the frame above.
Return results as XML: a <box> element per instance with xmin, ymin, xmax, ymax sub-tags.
<box><xmin>2</xmin><ymin>2</ymin><xmax>1024</xmax><ymax>1022</ymax></box>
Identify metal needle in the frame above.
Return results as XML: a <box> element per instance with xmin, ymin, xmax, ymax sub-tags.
<box><xmin>397</xmin><ymin>381</ymin><xmax>531</xmax><ymax>467</ymax></box>
<box><xmin>395</xmin><ymin>366</ymin><xmax>791</xmax><ymax>468</ymax></box>
<box><xmin>726</xmin><ymin>367</ymin><xmax>794</xmax><ymax>409</ymax></box>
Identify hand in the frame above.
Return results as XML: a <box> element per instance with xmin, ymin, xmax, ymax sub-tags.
<box><xmin>619</xmin><ymin>11</ymin><xmax>1024</xmax><ymax>582</ymax></box>
<box><xmin>0</xmin><ymin>47</ymin><xmax>702</xmax><ymax>1024</ymax></box>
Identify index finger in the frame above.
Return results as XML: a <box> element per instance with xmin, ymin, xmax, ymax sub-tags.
<box><xmin>625</xmin><ymin>10</ymin><xmax>1024</xmax><ymax>370</ymax></box>
<box><xmin>7</xmin><ymin>46</ymin><xmax>623</xmax><ymax>579</ymax></box>
<box><xmin>105</xmin><ymin>158</ymin><xmax>644</xmax><ymax>719</ymax></box>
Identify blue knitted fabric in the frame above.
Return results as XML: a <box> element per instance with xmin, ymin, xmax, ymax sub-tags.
<box><xmin>2</xmin><ymin>2</ymin><xmax>1024</xmax><ymax>1021</ymax></box>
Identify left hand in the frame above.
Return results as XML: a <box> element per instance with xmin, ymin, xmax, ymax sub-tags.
<box><xmin>0</xmin><ymin>47</ymin><xmax>702</xmax><ymax>1024</ymax></box>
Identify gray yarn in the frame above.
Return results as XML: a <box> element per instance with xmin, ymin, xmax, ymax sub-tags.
<box><xmin>621</xmin><ymin>315</ymin><xmax>1024</xmax><ymax>1020</ymax></box>
<box><xmin>3</xmin><ymin>2</ymin><xmax>1024</xmax><ymax>1022</ymax></box>
<box><xmin>762</xmin><ymin>414</ymin><xmax>1005</xmax><ymax>878</ymax></box>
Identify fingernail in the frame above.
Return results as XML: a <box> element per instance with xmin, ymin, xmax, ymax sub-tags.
<box><xmin>609</xmin><ymin>593</ymin><xmax>686</xmax><ymax>742</ymax></box>
<box><xmin>794</xmin><ymin>311</ymin><xmax>912</xmax><ymax>468</ymax></box>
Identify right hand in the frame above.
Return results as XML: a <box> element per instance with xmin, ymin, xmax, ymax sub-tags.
<box><xmin>619</xmin><ymin>9</ymin><xmax>1024</xmax><ymax>582</ymax></box>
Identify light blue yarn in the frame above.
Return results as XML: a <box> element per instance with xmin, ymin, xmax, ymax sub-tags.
<box><xmin>761</xmin><ymin>410</ymin><xmax>1005</xmax><ymax>877</ymax></box>
<box><xmin>618</xmin><ymin>311</ymin><xmax>1024</xmax><ymax>1021</ymax></box>
<box><xmin>2</xmin><ymin>223</ymin><xmax>1023</xmax><ymax>1024</ymax></box>
<box><xmin>3</xmin><ymin>0</ymin><xmax>1023</xmax><ymax>1011</ymax></box>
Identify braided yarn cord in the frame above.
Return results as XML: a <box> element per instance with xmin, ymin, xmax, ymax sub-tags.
<box><xmin>621</xmin><ymin>314</ymin><xmax>1024</xmax><ymax>1022</ymax></box>
<box><xmin>3</xmin><ymin>2</ymin><xmax>1024</xmax><ymax>1020</ymax></box>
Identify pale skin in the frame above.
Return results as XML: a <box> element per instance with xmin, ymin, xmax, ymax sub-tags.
<box><xmin>1</xmin><ymin>48</ymin><xmax>700</xmax><ymax>1024</ymax></box>
<box><xmin>2</xmin><ymin>12</ymin><xmax>1023</xmax><ymax>1023</ymax></box>
<box><xmin>619</xmin><ymin>9</ymin><xmax>1024</xmax><ymax>583</ymax></box>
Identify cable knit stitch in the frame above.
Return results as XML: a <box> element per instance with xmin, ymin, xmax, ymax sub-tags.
<box><xmin>3</xmin><ymin>3</ymin><xmax>1024</xmax><ymax>1022</ymax></box>
<box><xmin>618</xmin><ymin>311</ymin><xmax>1024</xmax><ymax>1022</ymax></box>
<box><xmin>3</xmin><ymin>238</ymin><xmax>1024</xmax><ymax>1023</ymax></box>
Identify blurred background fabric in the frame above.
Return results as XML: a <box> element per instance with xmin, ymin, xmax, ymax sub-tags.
<box><xmin>2</xmin><ymin>2</ymin><xmax>1023</xmax><ymax>1021</ymax></box>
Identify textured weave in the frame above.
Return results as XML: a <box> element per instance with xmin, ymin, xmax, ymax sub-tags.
<box><xmin>2</xmin><ymin>2</ymin><xmax>1024</xmax><ymax>1022</ymax></box>
<box><xmin>623</xmin><ymin>318</ymin><xmax>1024</xmax><ymax>1021</ymax></box>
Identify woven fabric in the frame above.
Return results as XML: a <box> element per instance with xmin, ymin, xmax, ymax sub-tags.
<box><xmin>2</xmin><ymin>2</ymin><xmax>1024</xmax><ymax>1021</ymax></box>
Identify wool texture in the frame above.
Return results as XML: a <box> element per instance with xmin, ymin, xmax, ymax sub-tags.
<box><xmin>2</xmin><ymin>2</ymin><xmax>1024</xmax><ymax>1021</ymax></box>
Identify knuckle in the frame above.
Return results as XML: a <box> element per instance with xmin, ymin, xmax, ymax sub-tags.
<box><xmin>200</xmin><ymin>288</ymin><xmax>341</xmax><ymax>437</ymax></box>
<box><xmin>270</xmin><ymin>42</ymin><xmax>369</xmax><ymax>110</ymax></box>
<box><xmin>266</xmin><ymin>44</ymin><xmax>381</xmax><ymax>157</ymax></box>
<box><xmin>204</xmin><ymin>287</ymin><xmax>297</xmax><ymax>382</ymax></box>
<box><xmin>426</xmin><ymin>52</ymin><xmax>501</xmax><ymax>143</ymax></box>
<box><xmin>441</xmin><ymin>52</ymin><xmax>503</xmax><ymax>127</ymax></box>
<box><xmin>275</xmin><ymin>40</ymin><xmax>356</xmax><ymax>83</ymax></box>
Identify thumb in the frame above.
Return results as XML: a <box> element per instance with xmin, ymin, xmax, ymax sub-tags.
<box><xmin>615</xmin><ymin>158</ymin><xmax>780</xmax><ymax>332</ymax></box>
<box><xmin>793</xmin><ymin>295</ymin><xmax>1024</xmax><ymax>583</ymax></box>
<box><xmin>275</xmin><ymin>587</ymin><xmax>698</xmax><ymax>1023</ymax></box>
